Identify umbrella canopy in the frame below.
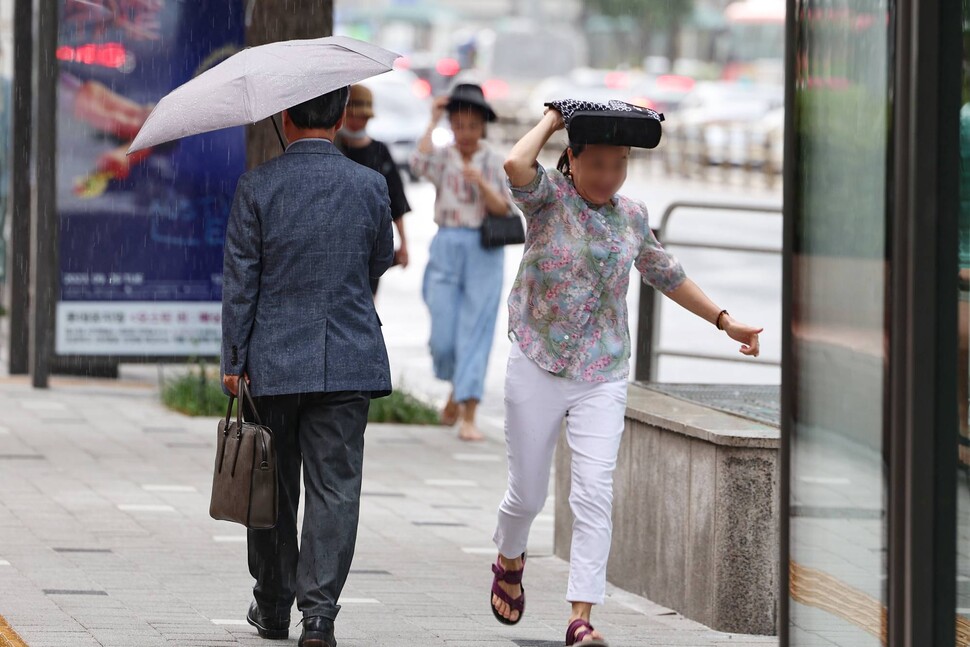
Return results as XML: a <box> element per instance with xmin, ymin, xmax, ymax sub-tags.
<box><xmin>128</xmin><ymin>36</ymin><xmax>399</xmax><ymax>154</ymax></box>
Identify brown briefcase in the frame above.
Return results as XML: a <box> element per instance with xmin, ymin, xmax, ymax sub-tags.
<box><xmin>209</xmin><ymin>380</ymin><xmax>278</xmax><ymax>529</ymax></box>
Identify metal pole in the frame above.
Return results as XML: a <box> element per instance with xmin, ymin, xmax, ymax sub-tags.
<box><xmin>888</xmin><ymin>0</ymin><xmax>960</xmax><ymax>641</ymax></box>
<box><xmin>8</xmin><ymin>0</ymin><xmax>32</xmax><ymax>375</ymax></box>
<box><xmin>634</xmin><ymin>256</ymin><xmax>657</xmax><ymax>383</ymax></box>
<box><xmin>778</xmin><ymin>0</ymin><xmax>796</xmax><ymax>636</ymax></box>
<box><xmin>28</xmin><ymin>0</ymin><xmax>57</xmax><ymax>388</ymax></box>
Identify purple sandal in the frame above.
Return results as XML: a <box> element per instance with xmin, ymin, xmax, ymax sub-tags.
<box><xmin>566</xmin><ymin>619</ymin><xmax>609</xmax><ymax>646</ymax></box>
<box><xmin>490</xmin><ymin>553</ymin><xmax>526</xmax><ymax>626</ymax></box>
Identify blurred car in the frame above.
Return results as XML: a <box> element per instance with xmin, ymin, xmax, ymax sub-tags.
<box><xmin>674</xmin><ymin>81</ymin><xmax>783</xmax><ymax>166</ymax></box>
<box><xmin>361</xmin><ymin>69</ymin><xmax>433</xmax><ymax>180</ymax></box>
<box><xmin>471</xmin><ymin>24</ymin><xmax>585</xmax><ymax>123</ymax></box>
<box><xmin>628</xmin><ymin>74</ymin><xmax>696</xmax><ymax>114</ymax></box>
<box><xmin>399</xmin><ymin>51</ymin><xmax>463</xmax><ymax>97</ymax></box>
<box><xmin>524</xmin><ymin>69</ymin><xmax>694</xmax><ymax>123</ymax></box>
<box><xmin>524</xmin><ymin>68</ymin><xmax>649</xmax><ymax>123</ymax></box>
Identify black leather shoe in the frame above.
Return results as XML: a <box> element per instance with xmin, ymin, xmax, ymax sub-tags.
<box><xmin>299</xmin><ymin>616</ymin><xmax>336</xmax><ymax>647</ymax></box>
<box><xmin>247</xmin><ymin>601</ymin><xmax>290</xmax><ymax>640</ymax></box>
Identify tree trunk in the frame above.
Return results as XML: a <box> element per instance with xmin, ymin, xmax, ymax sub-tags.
<box><xmin>638</xmin><ymin>25</ymin><xmax>653</xmax><ymax>64</ymax></box>
<box><xmin>245</xmin><ymin>0</ymin><xmax>334</xmax><ymax>168</ymax></box>
<box><xmin>665</xmin><ymin>14</ymin><xmax>682</xmax><ymax>67</ymax></box>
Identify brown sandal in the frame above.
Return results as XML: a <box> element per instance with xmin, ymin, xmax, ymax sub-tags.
<box><xmin>566</xmin><ymin>619</ymin><xmax>608</xmax><ymax>646</ymax></box>
<box><xmin>490</xmin><ymin>554</ymin><xmax>526</xmax><ymax>626</ymax></box>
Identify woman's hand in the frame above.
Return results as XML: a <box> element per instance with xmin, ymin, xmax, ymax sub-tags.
<box><xmin>463</xmin><ymin>164</ymin><xmax>485</xmax><ymax>187</ymax></box>
<box><xmin>431</xmin><ymin>96</ymin><xmax>449</xmax><ymax>124</ymax></box>
<box><xmin>467</xmin><ymin>162</ymin><xmax>511</xmax><ymax>215</ymax></box>
<box><xmin>418</xmin><ymin>97</ymin><xmax>450</xmax><ymax>155</ymax></box>
<box><xmin>723</xmin><ymin>316</ymin><xmax>763</xmax><ymax>357</ymax></box>
<box><xmin>660</xmin><ymin>280</ymin><xmax>763</xmax><ymax>358</ymax></box>
<box><xmin>542</xmin><ymin>107</ymin><xmax>566</xmax><ymax>132</ymax></box>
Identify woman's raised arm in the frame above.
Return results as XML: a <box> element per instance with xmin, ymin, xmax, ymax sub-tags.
<box><xmin>504</xmin><ymin>109</ymin><xmax>564</xmax><ymax>187</ymax></box>
<box><xmin>417</xmin><ymin>96</ymin><xmax>449</xmax><ymax>155</ymax></box>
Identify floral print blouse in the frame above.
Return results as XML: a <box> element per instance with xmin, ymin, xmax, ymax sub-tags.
<box><xmin>410</xmin><ymin>144</ymin><xmax>509</xmax><ymax>228</ymax></box>
<box><xmin>508</xmin><ymin>165</ymin><xmax>687</xmax><ymax>383</ymax></box>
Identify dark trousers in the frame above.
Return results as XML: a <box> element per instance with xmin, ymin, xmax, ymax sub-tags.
<box><xmin>247</xmin><ymin>391</ymin><xmax>370</xmax><ymax>622</ymax></box>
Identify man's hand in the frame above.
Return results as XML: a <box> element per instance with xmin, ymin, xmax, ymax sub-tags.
<box><xmin>395</xmin><ymin>244</ymin><xmax>409</xmax><ymax>269</ymax></box>
<box><xmin>223</xmin><ymin>373</ymin><xmax>249</xmax><ymax>396</ymax></box>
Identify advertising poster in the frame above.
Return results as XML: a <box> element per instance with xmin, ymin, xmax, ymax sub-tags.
<box><xmin>55</xmin><ymin>0</ymin><xmax>245</xmax><ymax>356</ymax></box>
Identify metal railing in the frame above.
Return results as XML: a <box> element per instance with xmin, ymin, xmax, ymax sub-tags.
<box><xmin>634</xmin><ymin>200</ymin><xmax>783</xmax><ymax>382</ymax></box>
<box><xmin>660</xmin><ymin>124</ymin><xmax>783</xmax><ymax>188</ymax></box>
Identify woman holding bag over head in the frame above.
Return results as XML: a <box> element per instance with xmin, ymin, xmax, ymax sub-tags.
<box><xmin>488</xmin><ymin>101</ymin><xmax>763</xmax><ymax>646</ymax></box>
<box><xmin>411</xmin><ymin>83</ymin><xmax>512</xmax><ymax>442</ymax></box>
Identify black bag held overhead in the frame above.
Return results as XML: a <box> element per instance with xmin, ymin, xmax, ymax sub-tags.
<box><xmin>546</xmin><ymin>99</ymin><xmax>665</xmax><ymax>149</ymax></box>
<box><xmin>481</xmin><ymin>211</ymin><xmax>526</xmax><ymax>249</ymax></box>
<box><xmin>209</xmin><ymin>380</ymin><xmax>278</xmax><ymax>529</ymax></box>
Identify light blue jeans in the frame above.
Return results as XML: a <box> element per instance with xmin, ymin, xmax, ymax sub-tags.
<box><xmin>422</xmin><ymin>228</ymin><xmax>505</xmax><ymax>403</ymax></box>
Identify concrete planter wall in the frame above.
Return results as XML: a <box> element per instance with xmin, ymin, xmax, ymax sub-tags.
<box><xmin>554</xmin><ymin>385</ymin><xmax>780</xmax><ymax>635</ymax></box>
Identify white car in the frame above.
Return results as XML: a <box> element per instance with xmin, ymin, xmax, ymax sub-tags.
<box><xmin>674</xmin><ymin>81</ymin><xmax>783</xmax><ymax>167</ymax></box>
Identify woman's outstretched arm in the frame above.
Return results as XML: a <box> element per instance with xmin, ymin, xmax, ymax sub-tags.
<box><xmin>504</xmin><ymin>109</ymin><xmax>564</xmax><ymax>187</ymax></box>
<box><xmin>663</xmin><ymin>278</ymin><xmax>763</xmax><ymax>357</ymax></box>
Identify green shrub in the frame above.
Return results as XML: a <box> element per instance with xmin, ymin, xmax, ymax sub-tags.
<box><xmin>162</xmin><ymin>363</ymin><xmax>439</xmax><ymax>425</ymax></box>
<box><xmin>161</xmin><ymin>361</ymin><xmax>231</xmax><ymax>417</ymax></box>
<box><xmin>368</xmin><ymin>389</ymin><xmax>441</xmax><ymax>425</ymax></box>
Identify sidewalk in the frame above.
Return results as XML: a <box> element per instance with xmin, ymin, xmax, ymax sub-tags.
<box><xmin>0</xmin><ymin>377</ymin><xmax>776</xmax><ymax>647</ymax></box>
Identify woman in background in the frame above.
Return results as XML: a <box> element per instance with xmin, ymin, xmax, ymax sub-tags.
<box><xmin>411</xmin><ymin>83</ymin><xmax>512</xmax><ymax>441</ymax></box>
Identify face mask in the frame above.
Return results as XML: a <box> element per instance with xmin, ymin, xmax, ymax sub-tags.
<box><xmin>342</xmin><ymin>126</ymin><xmax>368</xmax><ymax>141</ymax></box>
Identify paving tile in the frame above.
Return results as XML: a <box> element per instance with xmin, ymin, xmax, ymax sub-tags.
<box><xmin>0</xmin><ymin>382</ymin><xmax>777</xmax><ymax>647</ymax></box>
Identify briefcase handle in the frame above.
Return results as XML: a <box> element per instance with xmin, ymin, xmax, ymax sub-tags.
<box><xmin>222</xmin><ymin>379</ymin><xmax>271</xmax><ymax>474</ymax></box>
<box><xmin>224</xmin><ymin>378</ymin><xmax>263</xmax><ymax>430</ymax></box>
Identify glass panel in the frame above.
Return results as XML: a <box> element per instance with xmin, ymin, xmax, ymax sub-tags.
<box><xmin>789</xmin><ymin>0</ymin><xmax>892</xmax><ymax>644</ymax></box>
<box><xmin>957</xmin><ymin>0</ymin><xmax>970</xmax><ymax>638</ymax></box>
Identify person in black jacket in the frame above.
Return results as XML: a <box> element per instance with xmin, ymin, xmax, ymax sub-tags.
<box><xmin>336</xmin><ymin>83</ymin><xmax>411</xmax><ymax>297</ymax></box>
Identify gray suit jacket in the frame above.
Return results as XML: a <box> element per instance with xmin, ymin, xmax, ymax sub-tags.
<box><xmin>221</xmin><ymin>139</ymin><xmax>394</xmax><ymax>397</ymax></box>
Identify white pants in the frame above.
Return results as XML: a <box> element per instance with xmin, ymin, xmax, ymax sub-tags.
<box><xmin>493</xmin><ymin>345</ymin><xmax>627</xmax><ymax>604</ymax></box>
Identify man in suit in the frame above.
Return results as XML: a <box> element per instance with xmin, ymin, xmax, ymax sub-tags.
<box><xmin>222</xmin><ymin>85</ymin><xmax>393</xmax><ymax>647</ymax></box>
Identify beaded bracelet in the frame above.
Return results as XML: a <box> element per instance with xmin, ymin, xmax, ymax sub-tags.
<box><xmin>716</xmin><ymin>309</ymin><xmax>729</xmax><ymax>331</ymax></box>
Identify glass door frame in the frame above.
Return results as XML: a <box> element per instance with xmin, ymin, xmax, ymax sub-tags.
<box><xmin>780</xmin><ymin>0</ymin><xmax>962</xmax><ymax>644</ymax></box>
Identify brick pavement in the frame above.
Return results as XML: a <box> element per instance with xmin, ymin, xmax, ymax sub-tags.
<box><xmin>0</xmin><ymin>377</ymin><xmax>776</xmax><ymax>647</ymax></box>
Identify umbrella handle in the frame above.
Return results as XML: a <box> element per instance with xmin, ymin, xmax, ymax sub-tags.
<box><xmin>271</xmin><ymin>114</ymin><xmax>286</xmax><ymax>151</ymax></box>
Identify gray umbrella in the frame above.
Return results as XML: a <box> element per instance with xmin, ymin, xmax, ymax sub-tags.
<box><xmin>128</xmin><ymin>36</ymin><xmax>400</xmax><ymax>154</ymax></box>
